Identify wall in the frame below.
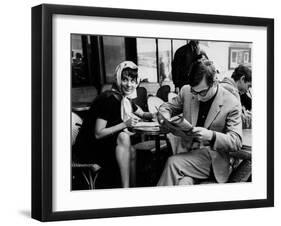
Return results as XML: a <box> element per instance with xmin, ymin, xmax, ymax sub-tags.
<box><xmin>201</xmin><ymin>42</ymin><xmax>252</xmax><ymax>80</ymax></box>
<box><xmin>0</xmin><ymin>0</ymin><xmax>279</xmax><ymax>226</ymax></box>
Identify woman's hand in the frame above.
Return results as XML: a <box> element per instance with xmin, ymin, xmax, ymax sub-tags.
<box><xmin>124</xmin><ymin>117</ymin><xmax>139</xmax><ymax>128</ymax></box>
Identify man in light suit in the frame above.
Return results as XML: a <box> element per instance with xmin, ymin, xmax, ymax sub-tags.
<box><xmin>157</xmin><ymin>60</ymin><xmax>242</xmax><ymax>185</ymax></box>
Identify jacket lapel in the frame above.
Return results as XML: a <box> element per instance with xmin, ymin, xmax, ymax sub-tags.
<box><xmin>204</xmin><ymin>86</ymin><xmax>224</xmax><ymax>128</ymax></box>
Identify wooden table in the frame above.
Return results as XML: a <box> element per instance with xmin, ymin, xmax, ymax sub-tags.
<box><xmin>131</xmin><ymin>122</ymin><xmax>170</xmax><ymax>186</ymax></box>
<box><xmin>132</xmin><ymin>122</ymin><xmax>168</xmax><ymax>153</ymax></box>
<box><xmin>72</xmin><ymin>102</ymin><xmax>91</xmax><ymax>112</ymax></box>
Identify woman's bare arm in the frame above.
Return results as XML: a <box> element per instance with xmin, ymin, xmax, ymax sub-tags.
<box><xmin>94</xmin><ymin>117</ymin><xmax>138</xmax><ymax>139</ymax></box>
<box><xmin>134</xmin><ymin>107</ymin><xmax>154</xmax><ymax>120</ymax></box>
<box><xmin>94</xmin><ymin>118</ymin><xmax>127</xmax><ymax>139</ymax></box>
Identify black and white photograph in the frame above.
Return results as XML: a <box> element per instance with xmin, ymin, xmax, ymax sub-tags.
<box><xmin>1</xmin><ymin>0</ymin><xmax>280</xmax><ymax>225</ymax></box>
<box><xmin>71</xmin><ymin>35</ymin><xmax>252</xmax><ymax>190</ymax></box>
<box><xmin>31</xmin><ymin>3</ymin><xmax>274</xmax><ymax>221</ymax></box>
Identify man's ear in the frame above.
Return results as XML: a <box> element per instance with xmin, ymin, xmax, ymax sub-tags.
<box><xmin>240</xmin><ymin>75</ymin><xmax>245</xmax><ymax>82</ymax></box>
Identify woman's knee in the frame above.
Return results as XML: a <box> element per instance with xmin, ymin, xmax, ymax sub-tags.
<box><xmin>117</xmin><ymin>132</ymin><xmax>131</xmax><ymax>147</ymax></box>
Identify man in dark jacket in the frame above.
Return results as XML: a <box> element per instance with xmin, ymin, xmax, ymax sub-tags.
<box><xmin>172</xmin><ymin>40</ymin><xmax>208</xmax><ymax>92</ymax></box>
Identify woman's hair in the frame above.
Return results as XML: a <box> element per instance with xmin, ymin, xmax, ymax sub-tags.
<box><xmin>231</xmin><ymin>64</ymin><xmax>252</xmax><ymax>82</ymax></box>
<box><xmin>121</xmin><ymin>67</ymin><xmax>138</xmax><ymax>81</ymax></box>
<box><xmin>188</xmin><ymin>60</ymin><xmax>216</xmax><ymax>87</ymax></box>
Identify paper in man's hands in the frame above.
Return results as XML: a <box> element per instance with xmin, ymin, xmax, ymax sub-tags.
<box><xmin>157</xmin><ymin>112</ymin><xmax>194</xmax><ymax>140</ymax></box>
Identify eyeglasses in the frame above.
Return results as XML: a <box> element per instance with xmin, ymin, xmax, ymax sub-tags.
<box><xmin>190</xmin><ymin>85</ymin><xmax>211</xmax><ymax>96</ymax></box>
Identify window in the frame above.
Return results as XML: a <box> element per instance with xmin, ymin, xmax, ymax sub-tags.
<box><xmin>158</xmin><ymin>39</ymin><xmax>172</xmax><ymax>82</ymax></box>
<box><xmin>103</xmin><ymin>36</ymin><xmax>126</xmax><ymax>83</ymax></box>
<box><xmin>71</xmin><ymin>34</ymin><xmax>89</xmax><ymax>87</ymax></box>
<box><xmin>136</xmin><ymin>38</ymin><xmax>157</xmax><ymax>82</ymax></box>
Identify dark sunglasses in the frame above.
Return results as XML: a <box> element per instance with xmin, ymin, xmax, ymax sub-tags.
<box><xmin>190</xmin><ymin>85</ymin><xmax>211</xmax><ymax>96</ymax></box>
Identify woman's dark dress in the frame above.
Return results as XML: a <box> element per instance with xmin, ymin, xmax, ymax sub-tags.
<box><xmin>73</xmin><ymin>90</ymin><xmax>137</xmax><ymax>188</ymax></box>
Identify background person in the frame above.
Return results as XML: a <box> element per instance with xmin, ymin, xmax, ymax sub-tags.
<box><xmin>172</xmin><ymin>40</ymin><xmax>208</xmax><ymax>93</ymax></box>
<box><xmin>220</xmin><ymin>64</ymin><xmax>252</xmax><ymax>128</ymax></box>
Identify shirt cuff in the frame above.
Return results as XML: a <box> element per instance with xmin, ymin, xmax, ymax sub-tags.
<box><xmin>210</xmin><ymin>130</ymin><xmax>216</xmax><ymax>147</ymax></box>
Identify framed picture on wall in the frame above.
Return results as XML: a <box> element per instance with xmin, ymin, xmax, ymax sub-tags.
<box><xmin>229</xmin><ymin>47</ymin><xmax>252</xmax><ymax>69</ymax></box>
<box><xmin>32</xmin><ymin>4</ymin><xmax>274</xmax><ymax>222</ymax></box>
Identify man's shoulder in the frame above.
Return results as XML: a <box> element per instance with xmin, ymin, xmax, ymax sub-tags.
<box><xmin>219</xmin><ymin>85</ymin><xmax>240</xmax><ymax>106</ymax></box>
<box><xmin>220</xmin><ymin>77</ymin><xmax>240</xmax><ymax>99</ymax></box>
<box><xmin>91</xmin><ymin>90</ymin><xmax>121</xmax><ymax>108</ymax></box>
<box><xmin>180</xmin><ymin>85</ymin><xmax>191</xmax><ymax>94</ymax></box>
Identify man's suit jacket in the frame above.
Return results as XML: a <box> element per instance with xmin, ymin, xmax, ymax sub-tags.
<box><xmin>159</xmin><ymin>84</ymin><xmax>243</xmax><ymax>183</ymax></box>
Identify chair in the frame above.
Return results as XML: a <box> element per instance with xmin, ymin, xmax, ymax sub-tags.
<box><xmin>168</xmin><ymin>92</ymin><xmax>178</xmax><ymax>103</ymax></box>
<box><xmin>132</xmin><ymin>86</ymin><xmax>148</xmax><ymax>111</ymax></box>
<box><xmin>71</xmin><ymin>112</ymin><xmax>101</xmax><ymax>190</ymax></box>
<box><xmin>147</xmin><ymin>96</ymin><xmax>164</xmax><ymax>114</ymax></box>
<box><xmin>228</xmin><ymin>149</ymin><xmax>252</xmax><ymax>182</ymax></box>
<box><xmin>200</xmin><ymin>149</ymin><xmax>252</xmax><ymax>183</ymax></box>
<box><xmin>156</xmin><ymin>85</ymin><xmax>171</xmax><ymax>102</ymax></box>
<box><xmin>134</xmin><ymin>140</ymin><xmax>167</xmax><ymax>153</ymax></box>
<box><xmin>72</xmin><ymin>112</ymin><xmax>82</xmax><ymax>145</ymax></box>
<box><xmin>72</xmin><ymin>86</ymin><xmax>97</xmax><ymax>119</ymax></box>
<box><xmin>161</xmin><ymin>81</ymin><xmax>175</xmax><ymax>93</ymax></box>
<box><xmin>101</xmin><ymin>83</ymin><xmax>112</xmax><ymax>93</ymax></box>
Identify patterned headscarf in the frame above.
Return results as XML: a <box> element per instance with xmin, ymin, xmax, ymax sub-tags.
<box><xmin>112</xmin><ymin>61</ymin><xmax>139</xmax><ymax>122</ymax></box>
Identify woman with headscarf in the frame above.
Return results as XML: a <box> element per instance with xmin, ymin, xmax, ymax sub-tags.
<box><xmin>73</xmin><ymin>61</ymin><xmax>153</xmax><ymax>188</ymax></box>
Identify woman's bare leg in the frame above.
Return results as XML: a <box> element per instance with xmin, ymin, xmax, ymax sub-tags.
<box><xmin>116</xmin><ymin>132</ymin><xmax>131</xmax><ymax>188</ymax></box>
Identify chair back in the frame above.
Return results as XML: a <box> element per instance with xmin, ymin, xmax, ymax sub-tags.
<box><xmin>132</xmin><ymin>86</ymin><xmax>148</xmax><ymax>111</ymax></box>
<box><xmin>72</xmin><ymin>112</ymin><xmax>82</xmax><ymax>145</ymax></box>
<box><xmin>168</xmin><ymin>92</ymin><xmax>178</xmax><ymax>103</ymax></box>
<box><xmin>101</xmin><ymin>84</ymin><xmax>112</xmax><ymax>93</ymax></box>
<box><xmin>156</xmin><ymin>85</ymin><xmax>170</xmax><ymax>102</ymax></box>
<box><xmin>147</xmin><ymin>96</ymin><xmax>164</xmax><ymax>114</ymax></box>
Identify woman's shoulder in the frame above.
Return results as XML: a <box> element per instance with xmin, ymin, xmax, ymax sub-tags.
<box><xmin>99</xmin><ymin>90</ymin><xmax>122</xmax><ymax>102</ymax></box>
<box><xmin>87</xmin><ymin>90</ymin><xmax>121</xmax><ymax>116</ymax></box>
<box><xmin>89</xmin><ymin>90</ymin><xmax>122</xmax><ymax>109</ymax></box>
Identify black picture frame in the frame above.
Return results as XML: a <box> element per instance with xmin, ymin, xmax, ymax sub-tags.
<box><xmin>32</xmin><ymin>3</ymin><xmax>274</xmax><ymax>222</ymax></box>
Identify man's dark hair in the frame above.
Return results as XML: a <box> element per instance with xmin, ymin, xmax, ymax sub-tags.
<box><xmin>121</xmin><ymin>67</ymin><xmax>138</xmax><ymax>81</ymax></box>
<box><xmin>188</xmin><ymin>60</ymin><xmax>216</xmax><ymax>87</ymax></box>
<box><xmin>231</xmin><ymin>65</ymin><xmax>252</xmax><ymax>82</ymax></box>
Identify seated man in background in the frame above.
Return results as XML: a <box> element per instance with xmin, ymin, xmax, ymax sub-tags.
<box><xmin>220</xmin><ymin>64</ymin><xmax>252</xmax><ymax>128</ymax></box>
<box><xmin>157</xmin><ymin>60</ymin><xmax>242</xmax><ymax>186</ymax></box>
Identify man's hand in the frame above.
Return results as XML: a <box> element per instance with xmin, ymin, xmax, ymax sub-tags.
<box><xmin>157</xmin><ymin>112</ymin><xmax>166</xmax><ymax>124</ymax></box>
<box><xmin>192</xmin><ymin>127</ymin><xmax>213</xmax><ymax>142</ymax></box>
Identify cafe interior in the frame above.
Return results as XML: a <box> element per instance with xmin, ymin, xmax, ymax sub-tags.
<box><xmin>71</xmin><ymin>34</ymin><xmax>252</xmax><ymax>190</ymax></box>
